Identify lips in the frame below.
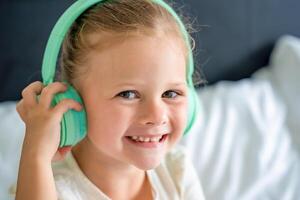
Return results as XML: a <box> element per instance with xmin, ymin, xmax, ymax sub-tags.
<box><xmin>128</xmin><ymin>135</ymin><xmax>162</xmax><ymax>142</ymax></box>
<box><xmin>126</xmin><ymin>134</ymin><xmax>168</xmax><ymax>142</ymax></box>
<box><xmin>125</xmin><ymin>134</ymin><xmax>168</xmax><ymax>148</ymax></box>
<box><xmin>126</xmin><ymin>125</ymin><xmax>170</xmax><ymax>138</ymax></box>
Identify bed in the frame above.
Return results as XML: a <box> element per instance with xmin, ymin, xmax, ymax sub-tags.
<box><xmin>1</xmin><ymin>0</ymin><xmax>300</xmax><ymax>199</ymax></box>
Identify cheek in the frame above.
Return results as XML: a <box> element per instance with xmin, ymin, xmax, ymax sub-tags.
<box><xmin>85</xmin><ymin>101</ymin><xmax>133</xmax><ymax>138</ymax></box>
<box><xmin>166</xmin><ymin>102</ymin><xmax>188</xmax><ymax>150</ymax></box>
<box><xmin>170</xmin><ymin>100</ymin><xmax>189</xmax><ymax>132</ymax></box>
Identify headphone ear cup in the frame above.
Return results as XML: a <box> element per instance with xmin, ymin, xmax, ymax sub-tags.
<box><xmin>183</xmin><ymin>86</ymin><xmax>199</xmax><ymax>135</ymax></box>
<box><xmin>51</xmin><ymin>84</ymin><xmax>87</xmax><ymax>147</ymax></box>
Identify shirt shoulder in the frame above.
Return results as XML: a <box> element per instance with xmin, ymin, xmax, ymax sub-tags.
<box><xmin>52</xmin><ymin>153</ymin><xmax>110</xmax><ymax>200</ymax></box>
<box><xmin>52</xmin><ymin>155</ymin><xmax>87</xmax><ymax>200</ymax></box>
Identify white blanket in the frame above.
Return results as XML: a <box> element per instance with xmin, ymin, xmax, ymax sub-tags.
<box><xmin>0</xmin><ymin>35</ymin><xmax>299</xmax><ymax>200</ymax></box>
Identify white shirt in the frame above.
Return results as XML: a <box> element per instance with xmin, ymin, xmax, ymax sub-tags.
<box><xmin>52</xmin><ymin>145</ymin><xmax>205</xmax><ymax>200</ymax></box>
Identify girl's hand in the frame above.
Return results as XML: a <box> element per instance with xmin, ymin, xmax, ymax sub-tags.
<box><xmin>16</xmin><ymin>81</ymin><xmax>82</xmax><ymax>163</ymax></box>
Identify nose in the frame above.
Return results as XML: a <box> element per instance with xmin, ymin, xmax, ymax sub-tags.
<box><xmin>138</xmin><ymin>99</ymin><xmax>168</xmax><ymax>126</ymax></box>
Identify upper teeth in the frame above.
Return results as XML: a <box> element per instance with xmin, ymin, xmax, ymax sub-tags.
<box><xmin>129</xmin><ymin>135</ymin><xmax>163</xmax><ymax>142</ymax></box>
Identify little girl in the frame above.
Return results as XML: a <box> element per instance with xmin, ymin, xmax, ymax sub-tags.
<box><xmin>14</xmin><ymin>0</ymin><xmax>205</xmax><ymax>199</ymax></box>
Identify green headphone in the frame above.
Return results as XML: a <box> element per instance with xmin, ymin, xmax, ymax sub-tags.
<box><xmin>42</xmin><ymin>0</ymin><xmax>200</xmax><ymax>147</ymax></box>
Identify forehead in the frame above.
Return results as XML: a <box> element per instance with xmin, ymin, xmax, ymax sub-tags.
<box><xmin>84</xmin><ymin>34</ymin><xmax>187</xmax><ymax>85</ymax></box>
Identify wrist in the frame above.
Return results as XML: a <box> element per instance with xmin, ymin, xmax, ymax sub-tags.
<box><xmin>21</xmin><ymin>142</ymin><xmax>52</xmax><ymax>165</ymax></box>
<box><xmin>21</xmin><ymin>133</ymin><xmax>55</xmax><ymax>164</ymax></box>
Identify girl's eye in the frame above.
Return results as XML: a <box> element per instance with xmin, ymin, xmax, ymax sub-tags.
<box><xmin>117</xmin><ymin>90</ymin><xmax>139</xmax><ymax>99</ymax></box>
<box><xmin>162</xmin><ymin>90</ymin><xmax>180</xmax><ymax>99</ymax></box>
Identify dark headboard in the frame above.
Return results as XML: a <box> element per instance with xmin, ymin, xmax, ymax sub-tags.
<box><xmin>1</xmin><ymin>0</ymin><xmax>300</xmax><ymax>102</ymax></box>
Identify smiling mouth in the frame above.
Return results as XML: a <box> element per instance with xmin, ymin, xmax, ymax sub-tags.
<box><xmin>126</xmin><ymin>134</ymin><xmax>168</xmax><ymax>143</ymax></box>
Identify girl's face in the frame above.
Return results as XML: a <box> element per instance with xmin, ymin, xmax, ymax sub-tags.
<box><xmin>77</xmin><ymin>35</ymin><xmax>188</xmax><ymax>170</ymax></box>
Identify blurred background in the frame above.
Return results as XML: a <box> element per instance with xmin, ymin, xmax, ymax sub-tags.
<box><xmin>0</xmin><ymin>0</ymin><xmax>300</xmax><ymax>200</ymax></box>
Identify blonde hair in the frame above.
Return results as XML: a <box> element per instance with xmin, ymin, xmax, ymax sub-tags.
<box><xmin>58</xmin><ymin>0</ymin><xmax>203</xmax><ymax>86</ymax></box>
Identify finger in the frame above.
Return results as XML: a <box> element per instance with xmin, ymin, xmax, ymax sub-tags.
<box><xmin>21</xmin><ymin>81</ymin><xmax>44</xmax><ymax>107</ymax></box>
<box><xmin>16</xmin><ymin>99</ymin><xmax>26</xmax><ymax>121</ymax></box>
<box><xmin>16</xmin><ymin>99</ymin><xmax>23</xmax><ymax>113</ymax></box>
<box><xmin>52</xmin><ymin>99</ymin><xmax>83</xmax><ymax>119</ymax></box>
<box><xmin>39</xmin><ymin>82</ymin><xmax>68</xmax><ymax>109</ymax></box>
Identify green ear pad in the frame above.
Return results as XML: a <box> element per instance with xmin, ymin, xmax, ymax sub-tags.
<box><xmin>51</xmin><ymin>84</ymin><xmax>87</xmax><ymax>147</ymax></box>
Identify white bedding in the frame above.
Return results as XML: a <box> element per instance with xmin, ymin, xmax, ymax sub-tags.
<box><xmin>0</xmin><ymin>35</ymin><xmax>299</xmax><ymax>200</ymax></box>
<box><xmin>180</xmin><ymin>35</ymin><xmax>300</xmax><ymax>199</ymax></box>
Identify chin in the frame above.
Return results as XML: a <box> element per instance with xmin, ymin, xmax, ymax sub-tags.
<box><xmin>133</xmin><ymin>155</ymin><xmax>164</xmax><ymax>170</ymax></box>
